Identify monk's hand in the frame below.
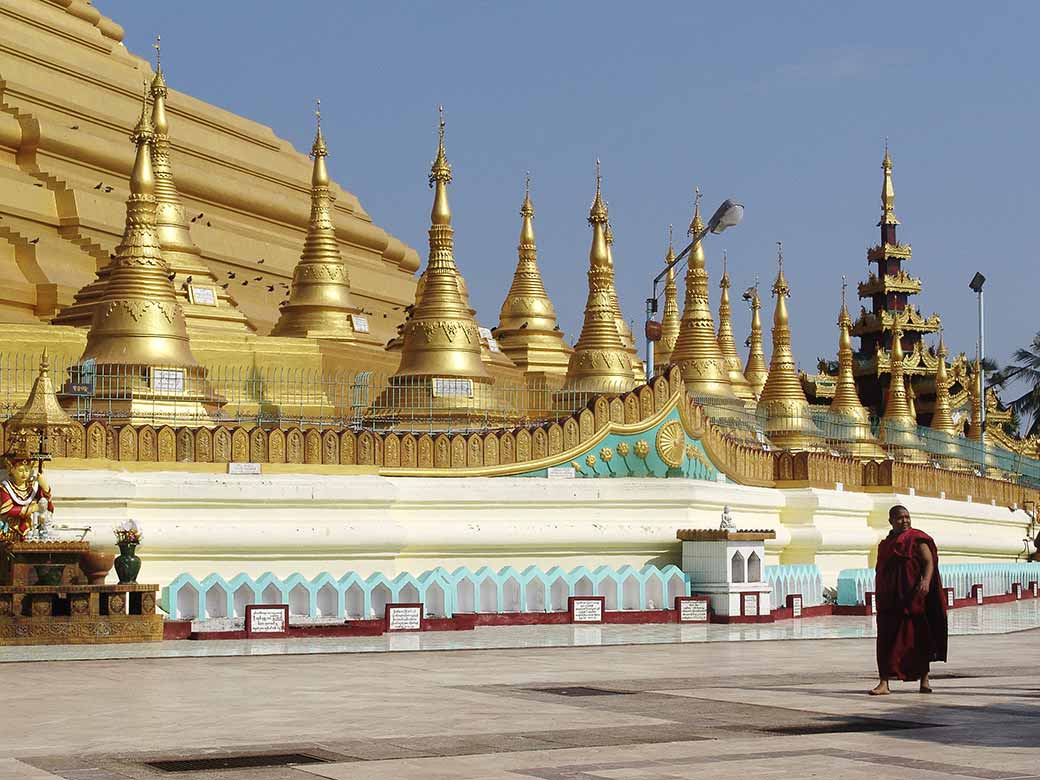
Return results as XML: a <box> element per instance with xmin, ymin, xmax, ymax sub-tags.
<box><xmin>915</xmin><ymin>578</ymin><xmax>929</xmax><ymax>596</ymax></box>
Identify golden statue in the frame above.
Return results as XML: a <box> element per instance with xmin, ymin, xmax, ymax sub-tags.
<box><xmin>0</xmin><ymin>435</ymin><xmax>52</xmax><ymax>540</ymax></box>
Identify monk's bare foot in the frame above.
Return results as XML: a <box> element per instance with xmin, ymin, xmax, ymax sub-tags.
<box><xmin>869</xmin><ymin>681</ymin><xmax>890</xmax><ymax>696</ymax></box>
<box><xmin>919</xmin><ymin>675</ymin><xmax>932</xmax><ymax>693</ymax></box>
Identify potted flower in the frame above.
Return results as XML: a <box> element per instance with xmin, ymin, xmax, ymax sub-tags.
<box><xmin>113</xmin><ymin>519</ymin><xmax>143</xmax><ymax>584</ymax></box>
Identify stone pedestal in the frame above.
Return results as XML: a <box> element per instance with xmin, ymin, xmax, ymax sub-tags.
<box><xmin>678</xmin><ymin>529</ymin><xmax>775</xmax><ymax>622</ymax></box>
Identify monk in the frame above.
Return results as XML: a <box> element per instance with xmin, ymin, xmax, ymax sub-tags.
<box><xmin>870</xmin><ymin>505</ymin><xmax>948</xmax><ymax>695</ymax></box>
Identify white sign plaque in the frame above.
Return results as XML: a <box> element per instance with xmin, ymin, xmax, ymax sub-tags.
<box><xmin>1032</xmin><ymin>582</ymin><xmax>1038</xmax><ymax>597</ymax></box>
<box><xmin>547</xmin><ymin>466</ymin><xmax>575</xmax><ymax>479</ymax></box>
<box><xmin>679</xmin><ymin>599</ymin><xmax>708</xmax><ymax>622</ymax></box>
<box><xmin>228</xmin><ymin>462</ymin><xmax>262</xmax><ymax>475</ymax></box>
<box><xmin>791</xmin><ymin>596</ymin><xmax>802</xmax><ymax>618</ymax></box>
<box><xmin>742</xmin><ymin>593</ymin><xmax>758</xmax><ymax>616</ymax></box>
<box><xmin>571</xmin><ymin>598</ymin><xmax>603</xmax><ymax>623</ymax></box>
<box><xmin>188</xmin><ymin>285</ymin><xmax>218</xmax><ymax>306</ymax></box>
<box><xmin>478</xmin><ymin>326</ymin><xmax>493</xmax><ymax>340</ymax></box>
<box><xmin>152</xmin><ymin>367</ymin><xmax>186</xmax><ymax>393</ymax></box>
<box><xmin>387</xmin><ymin>605</ymin><xmax>422</xmax><ymax>631</ymax></box>
<box><xmin>975</xmin><ymin>586</ymin><xmax>984</xmax><ymax>605</ymax></box>
<box><xmin>1013</xmin><ymin>584</ymin><xmax>1022</xmax><ymax>600</ymax></box>
<box><xmin>432</xmin><ymin>378</ymin><xmax>474</xmax><ymax>398</ymax></box>
<box><xmin>486</xmin><ymin>338</ymin><xmax>501</xmax><ymax>353</ymax></box>
<box><xmin>249</xmin><ymin>607</ymin><xmax>286</xmax><ymax>634</ymax></box>
<box><xmin>946</xmin><ymin>590</ymin><xmax>955</xmax><ymax>607</ymax></box>
<box><xmin>350</xmin><ymin>314</ymin><xmax>370</xmax><ymax>333</ymax></box>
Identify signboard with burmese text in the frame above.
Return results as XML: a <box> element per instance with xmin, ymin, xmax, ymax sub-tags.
<box><xmin>676</xmin><ymin>596</ymin><xmax>709</xmax><ymax>623</ymax></box>
<box><xmin>244</xmin><ymin>604</ymin><xmax>289</xmax><ymax>638</ymax></box>
<box><xmin>568</xmin><ymin>596</ymin><xmax>604</xmax><ymax>624</ymax></box>
<box><xmin>384</xmin><ymin>602</ymin><xmax>423</xmax><ymax>632</ymax></box>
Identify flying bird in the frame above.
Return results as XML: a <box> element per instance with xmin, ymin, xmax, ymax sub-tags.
<box><xmin>227</xmin><ymin>272</ymin><xmax>236</xmax><ymax>279</ymax></box>
<box><xmin>93</xmin><ymin>182</ymin><xmax>103</xmax><ymax>190</ymax></box>
<box><xmin>266</xmin><ymin>285</ymin><xmax>275</xmax><ymax>292</ymax></box>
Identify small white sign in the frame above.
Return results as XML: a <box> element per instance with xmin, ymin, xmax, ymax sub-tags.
<box><xmin>547</xmin><ymin>466</ymin><xmax>575</xmax><ymax>479</ymax></box>
<box><xmin>571</xmin><ymin>599</ymin><xmax>602</xmax><ymax>623</ymax></box>
<box><xmin>432</xmin><ymin>377</ymin><xmax>474</xmax><ymax>398</ymax></box>
<box><xmin>188</xmin><ymin>285</ymin><xmax>218</xmax><ymax>306</ymax></box>
<box><xmin>791</xmin><ymin>596</ymin><xmax>802</xmax><ymax>618</ymax></box>
<box><xmin>1031</xmin><ymin>582</ymin><xmax>1038</xmax><ymax>597</ymax></box>
<box><xmin>946</xmin><ymin>590</ymin><xmax>955</xmax><ymax>607</ymax></box>
<box><xmin>152</xmin><ymin>367</ymin><xmax>186</xmax><ymax>393</ymax></box>
<box><xmin>975</xmin><ymin>587</ymin><xmax>983</xmax><ymax>605</ymax></box>
<box><xmin>486</xmin><ymin>338</ymin><xmax>501</xmax><ymax>353</ymax></box>
<box><xmin>1013</xmin><ymin>584</ymin><xmax>1022</xmax><ymax>600</ymax></box>
<box><xmin>249</xmin><ymin>607</ymin><xmax>286</xmax><ymax>634</ymax></box>
<box><xmin>478</xmin><ymin>327</ymin><xmax>493</xmax><ymax>340</ymax></box>
<box><xmin>351</xmin><ymin>314</ymin><xmax>370</xmax><ymax>333</ymax></box>
<box><xmin>387</xmin><ymin>605</ymin><xmax>422</xmax><ymax>631</ymax></box>
<box><xmin>679</xmin><ymin>599</ymin><xmax>708</xmax><ymax>622</ymax></box>
<box><xmin>228</xmin><ymin>462</ymin><xmax>262</xmax><ymax>475</ymax></box>
<box><xmin>742</xmin><ymin>593</ymin><xmax>758</xmax><ymax>616</ymax></box>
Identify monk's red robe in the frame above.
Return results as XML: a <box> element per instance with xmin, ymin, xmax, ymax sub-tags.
<box><xmin>875</xmin><ymin>528</ymin><xmax>948</xmax><ymax>680</ymax></box>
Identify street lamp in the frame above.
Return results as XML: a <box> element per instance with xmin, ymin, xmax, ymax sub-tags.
<box><xmin>644</xmin><ymin>198</ymin><xmax>744</xmax><ymax>376</ymax></box>
<box><xmin>969</xmin><ymin>271</ymin><xmax>986</xmax><ymax>470</ymax></box>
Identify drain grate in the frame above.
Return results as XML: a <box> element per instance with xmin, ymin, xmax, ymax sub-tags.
<box><xmin>535</xmin><ymin>686</ymin><xmax>633</xmax><ymax>697</ymax></box>
<box><xmin>146</xmin><ymin>753</ymin><xmax>330</xmax><ymax>772</ymax></box>
<box><xmin>760</xmin><ymin>718</ymin><xmax>924</xmax><ymax>736</ymax></box>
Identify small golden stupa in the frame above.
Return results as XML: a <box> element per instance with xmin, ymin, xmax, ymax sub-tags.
<box><xmin>271</xmin><ymin>101</ymin><xmax>368</xmax><ymax>341</ymax></box>
<box><xmin>756</xmin><ymin>243</ymin><xmax>823</xmax><ymax>450</ymax></box>
<box><xmin>494</xmin><ymin>175</ymin><xmax>572</xmax><ymax>382</ymax></box>
<box><xmin>558</xmin><ymin>162</ymin><xmax>635</xmax><ymax>398</ymax></box>
<box><xmin>929</xmin><ymin>334</ymin><xmax>967</xmax><ymax>468</ymax></box>
<box><xmin>743</xmin><ymin>283</ymin><xmax>769</xmax><ymax>398</ymax></box>
<box><xmin>668</xmin><ymin>190</ymin><xmax>739</xmax><ymax>407</ymax></box>
<box><xmin>877</xmin><ymin>314</ymin><xmax>927</xmax><ymax>461</ymax></box>
<box><xmin>6</xmin><ymin>350</ymin><xmax>77</xmax><ymax>443</ymax></box>
<box><xmin>715</xmin><ymin>252</ymin><xmax>756</xmax><ymax>404</ymax></box>
<box><xmin>653</xmin><ymin>226</ymin><xmax>681</xmax><ymax>374</ymax></box>
<box><xmin>366</xmin><ymin>109</ymin><xmax>509</xmax><ymax>427</ymax></box>
<box><xmin>604</xmin><ymin>221</ymin><xmax>646</xmax><ymax>384</ymax></box>
<box><xmin>825</xmin><ymin>279</ymin><xmax>884</xmax><ymax>459</ymax></box>
<box><xmin>76</xmin><ymin>86</ymin><xmax>214</xmax><ymax>420</ymax></box>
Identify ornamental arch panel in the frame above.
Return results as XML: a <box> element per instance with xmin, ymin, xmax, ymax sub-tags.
<box><xmin>137</xmin><ymin>425</ymin><xmax>157</xmax><ymax>462</ymax></box>
<box><xmin>340</xmin><ymin>430</ymin><xmax>357</xmax><ymax>465</ymax></box>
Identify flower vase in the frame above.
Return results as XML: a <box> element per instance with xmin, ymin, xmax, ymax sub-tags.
<box><xmin>114</xmin><ymin>543</ymin><xmax>141</xmax><ymax>584</ymax></box>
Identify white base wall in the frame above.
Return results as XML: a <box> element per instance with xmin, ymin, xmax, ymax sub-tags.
<box><xmin>46</xmin><ymin>470</ymin><xmax>1034</xmax><ymax>589</ymax></box>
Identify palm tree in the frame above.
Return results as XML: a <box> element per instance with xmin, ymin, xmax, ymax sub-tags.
<box><xmin>991</xmin><ymin>332</ymin><xmax>1040</xmax><ymax>437</ymax></box>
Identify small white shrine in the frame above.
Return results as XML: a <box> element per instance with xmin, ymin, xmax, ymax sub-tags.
<box><xmin>677</xmin><ymin>508</ymin><xmax>775</xmax><ymax>622</ymax></box>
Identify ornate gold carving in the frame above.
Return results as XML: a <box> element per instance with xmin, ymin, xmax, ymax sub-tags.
<box><xmin>401</xmin><ymin>434</ymin><xmax>417</xmax><ymax>467</ymax></box>
<box><xmin>322</xmin><ymin>430</ymin><xmax>339</xmax><ymax>465</ymax></box>
<box><xmin>213</xmin><ymin>428</ymin><xmax>231</xmax><ymax>462</ymax></box>
<box><xmin>500</xmin><ymin>432</ymin><xmax>515</xmax><ymax>464</ymax></box>
<box><xmin>655</xmin><ymin>420</ymin><xmax>686</xmax><ymax>468</ymax></box>
<box><xmin>118</xmin><ymin>426</ymin><xmax>137</xmax><ymax>461</ymax></box>
<box><xmin>548</xmin><ymin>423</ymin><xmax>563</xmax><ymax>455</ymax></box>
<box><xmin>231</xmin><ymin>428</ymin><xmax>249</xmax><ymax>463</ymax></box>
<box><xmin>176</xmin><ymin>428</ymin><xmax>194</xmax><ymax>462</ymax></box>
<box><xmin>194</xmin><ymin>428</ymin><xmax>212</xmax><ymax>463</ymax></box>
<box><xmin>434</xmin><ymin>435</ymin><xmax>450</xmax><ymax>468</ymax></box>
<box><xmin>86</xmin><ymin>421</ymin><xmax>105</xmax><ymax>459</ymax></box>
<box><xmin>155</xmin><ymin>427</ymin><xmax>174</xmax><ymax>462</ymax></box>
<box><xmin>138</xmin><ymin>426</ymin><xmax>157</xmax><ymax>462</ymax></box>
<box><xmin>249</xmin><ymin>428</ymin><xmax>266</xmax><ymax>462</ymax></box>
<box><xmin>418</xmin><ymin>434</ymin><xmax>434</xmax><ymax>468</ymax></box>
<box><xmin>467</xmin><ymin>434</ymin><xmax>482</xmax><ymax>467</ymax></box>
<box><xmin>286</xmin><ymin>429</ymin><xmax>303</xmax><ymax>464</ymax></box>
<box><xmin>267</xmin><ymin>429</ymin><xmax>285</xmax><ymax>463</ymax></box>
<box><xmin>341</xmin><ymin>431</ymin><xmax>357</xmax><ymax>465</ymax></box>
<box><xmin>483</xmin><ymin>433</ymin><xmax>499</xmax><ymax>466</ymax></box>
<box><xmin>304</xmin><ymin>430</ymin><xmax>321</xmax><ymax>464</ymax></box>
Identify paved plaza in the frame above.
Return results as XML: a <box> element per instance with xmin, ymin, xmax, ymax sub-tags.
<box><xmin>2</xmin><ymin>602</ymin><xmax>1038</xmax><ymax>780</ymax></box>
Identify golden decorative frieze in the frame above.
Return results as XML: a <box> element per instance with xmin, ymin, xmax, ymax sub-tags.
<box><xmin>857</xmin><ymin>270</ymin><xmax>922</xmax><ymax>297</ymax></box>
<box><xmin>866</xmin><ymin>242</ymin><xmax>913</xmax><ymax>261</ymax></box>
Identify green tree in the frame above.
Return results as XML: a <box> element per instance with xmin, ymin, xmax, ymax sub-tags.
<box><xmin>991</xmin><ymin>332</ymin><xmax>1040</xmax><ymax>437</ymax></box>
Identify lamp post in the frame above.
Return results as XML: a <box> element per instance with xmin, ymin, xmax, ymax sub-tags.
<box><xmin>969</xmin><ymin>271</ymin><xmax>986</xmax><ymax>470</ymax></box>
<box><xmin>645</xmin><ymin>198</ymin><xmax>744</xmax><ymax>376</ymax></box>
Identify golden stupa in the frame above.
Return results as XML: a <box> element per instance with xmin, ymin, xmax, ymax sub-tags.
<box><xmin>743</xmin><ymin>283</ymin><xmax>769</xmax><ymax>398</ymax></box>
<box><xmin>824</xmin><ymin>279</ymin><xmax>885</xmax><ymax>459</ymax></box>
<box><xmin>5</xmin><ymin>350</ymin><xmax>77</xmax><ymax>439</ymax></box>
<box><xmin>271</xmin><ymin>101</ymin><xmax>368</xmax><ymax>341</ymax></box>
<box><xmin>53</xmin><ymin>41</ymin><xmax>253</xmax><ymax>334</ymax></box>
<box><xmin>929</xmin><ymin>334</ymin><xmax>968</xmax><ymax>468</ymax></box>
<box><xmin>756</xmin><ymin>243</ymin><xmax>823</xmax><ymax>450</ymax></box>
<box><xmin>653</xmin><ymin>226</ymin><xmax>681</xmax><ymax>374</ymax></box>
<box><xmin>366</xmin><ymin>110</ymin><xmax>509</xmax><ymax>428</ymax></box>
<box><xmin>604</xmin><ymin>221</ymin><xmax>646</xmax><ymax>384</ymax></box>
<box><xmin>494</xmin><ymin>176</ymin><xmax>572</xmax><ymax>382</ymax></box>
<box><xmin>715</xmin><ymin>252</ymin><xmax>756</xmax><ymax>404</ymax></box>
<box><xmin>558</xmin><ymin>162</ymin><xmax>635</xmax><ymax>398</ymax></box>
<box><xmin>877</xmin><ymin>314</ymin><xmax>927</xmax><ymax>461</ymax></box>
<box><xmin>668</xmin><ymin>190</ymin><xmax>739</xmax><ymax>407</ymax></box>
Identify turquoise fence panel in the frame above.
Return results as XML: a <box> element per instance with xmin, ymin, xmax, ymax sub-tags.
<box><xmin>837</xmin><ymin>563</ymin><xmax>1040</xmax><ymax>606</ymax></box>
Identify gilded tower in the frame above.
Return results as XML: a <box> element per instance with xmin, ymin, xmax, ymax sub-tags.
<box><xmin>558</xmin><ymin>162</ymin><xmax>635</xmax><ymax>397</ymax></box>
<box><xmin>653</xmin><ymin>227</ymin><xmax>681</xmax><ymax>374</ymax></box>
<box><xmin>757</xmin><ymin>243</ymin><xmax>822</xmax><ymax>450</ymax></box>
<box><xmin>494</xmin><ymin>176</ymin><xmax>572</xmax><ymax>383</ymax></box>
<box><xmin>54</xmin><ymin>41</ymin><xmax>253</xmax><ymax>333</ymax></box>
<box><xmin>825</xmin><ymin>279</ymin><xmax>884</xmax><ymax>458</ymax></box>
<box><xmin>929</xmin><ymin>334</ymin><xmax>966</xmax><ymax>468</ymax></box>
<box><xmin>77</xmin><ymin>87</ymin><xmax>213</xmax><ymax>419</ymax></box>
<box><xmin>742</xmin><ymin>284</ymin><xmax>768</xmax><ymax>398</ymax></box>
<box><xmin>367</xmin><ymin>110</ymin><xmax>508</xmax><ymax>427</ymax></box>
<box><xmin>668</xmin><ymin>190</ymin><xmax>739</xmax><ymax>406</ymax></box>
<box><xmin>604</xmin><ymin>221</ymin><xmax>646</xmax><ymax>384</ymax></box>
<box><xmin>271</xmin><ymin>101</ymin><xmax>369</xmax><ymax>341</ymax></box>
<box><xmin>715</xmin><ymin>252</ymin><xmax>756</xmax><ymax>404</ymax></box>
<box><xmin>877</xmin><ymin>313</ymin><xmax>927</xmax><ymax>461</ymax></box>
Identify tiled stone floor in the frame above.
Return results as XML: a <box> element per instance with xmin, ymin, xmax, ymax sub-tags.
<box><xmin>1</xmin><ymin>599</ymin><xmax>1037</xmax><ymax>664</ymax></box>
<box><xmin>1</xmin><ymin>602</ymin><xmax>1037</xmax><ymax>779</ymax></box>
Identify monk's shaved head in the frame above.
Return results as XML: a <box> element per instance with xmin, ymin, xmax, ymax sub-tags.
<box><xmin>888</xmin><ymin>504</ymin><xmax>911</xmax><ymax>531</ymax></box>
<box><xmin>889</xmin><ymin>504</ymin><xmax>909</xmax><ymax>519</ymax></box>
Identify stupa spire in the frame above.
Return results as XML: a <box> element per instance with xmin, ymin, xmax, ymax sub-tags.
<box><xmin>654</xmin><ymin>225</ymin><xmax>681</xmax><ymax>373</ymax></box>
<box><xmin>826</xmin><ymin>277</ymin><xmax>884</xmax><ymax>458</ymax></box>
<box><xmin>604</xmin><ymin>215</ymin><xmax>646</xmax><ymax>384</ymax></box>
<box><xmin>271</xmin><ymin>99</ymin><xmax>363</xmax><ymax>339</ymax></box>
<box><xmin>930</xmin><ymin>334</ymin><xmax>958</xmax><ymax>436</ymax></box>
<box><xmin>880</xmin><ymin>139</ymin><xmax>900</xmax><ymax>226</ymax></box>
<box><xmin>559</xmin><ymin>161</ymin><xmax>634</xmax><ymax>396</ymax></box>
<box><xmin>878</xmin><ymin>313</ymin><xmax>927</xmax><ymax>460</ymax></box>
<box><xmin>495</xmin><ymin>173</ymin><xmax>572</xmax><ymax>379</ymax></box>
<box><xmin>756</xmin><ymin>242</ymin><xmax>822</xmax><ymax>450</ymax></box>
<box><xmin>669</xmin><ymin>188</ymin><xmax>739</xmax><ymax>405</ymax></box>
<box><xmin>743</xmin><ymin>280</ymin><xmax>768</xmax><ymax>397</ymax></box>
<box><xmin>715</xmin><ymin>251</ymin><xmax>755</xmax><ymax>403</ymax></box>
<box><xmin>79</xmin><ymin>84</ymin><xmax>199</xmax><ymax>369</ymax></box>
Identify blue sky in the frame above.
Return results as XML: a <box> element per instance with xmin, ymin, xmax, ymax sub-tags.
<box><xmin>100</xmin><ymin>1</ymin><xmax>1038</xmax><ymax>381</ymax></box>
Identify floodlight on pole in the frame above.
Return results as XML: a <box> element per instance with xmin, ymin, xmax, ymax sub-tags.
<box><xmin>645</xmin><ymin>198</ymin><xmax>744</xmax><ymax>376</ymax></box>
<box><xmin>969</xmin><ymin>272</ymin><xmax>986</xmax><ymax>472</ymax></box>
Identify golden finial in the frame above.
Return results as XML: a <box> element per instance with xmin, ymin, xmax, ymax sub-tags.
<box><xmin>880</xmin><ymin>139</ymin><xmax>899</xmax><ymax>225</ymax></box>
<box><xmin>150</xmin><ymin>34</ymin><xmax>167</xmax><ymax>101</ymax></box>
<box><xmin>521</xmin><ymin>171</ymin><xmax>533</xmax><ymax>217</ymax></box>
<box><xmin>132</xmin><ymin>81</ymin><xmax>153</xmax><ymax>143</ymax></box>
<box><xmin>153</xmin><ymin>34</ymin><xmax>161</xmax><ymax>68</ymax></box>
<box><xmin>519</xmin><ymin>172</ymin><xmax>535</xmax><ymax>243</ymax></box>
<box><xmin>588</xmin><ymin>159</ymin><xmax>607</xmax><ymax>225</ymax></box>
<box><xmin>772</xmin><ymin>241</ymin><xmax>789</xmax><ymax>298</ymax></box>
<box><xmin>429</xmin><ymin>105</ymin><xmax>452</xmax><ymax>187</ymax></box>
<box><xmin>668</xmin><ymin>223</ymin><xmax>673</xmax><ymax>250</ymax></box>
<box><xmin>721</xmin><ymin>250</ymin><xmax>730</xmax><ymax>285</ymax></box>
<box><xmin>688</xmin><ymin>187</ymin><xmax>703</xmax><ymax>237</ymax></box>
<box><xmin>715</xmin><ymin>249</ymin><xmax>754</xmax><ymax>401</ymax></box>
<box><xmin>311</xmin><ymin>97</ymin><xmax>327</xmax><ymax>159</ymax></box>
<box><xmin>655</xmin><ymin>225</ymin><xmax>681</xmax><ymax>373</ymax></box>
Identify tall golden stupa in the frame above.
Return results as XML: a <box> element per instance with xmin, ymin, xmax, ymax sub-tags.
<box><xmin>366</xmin><ymin>110</ymin><xmax>510</xmax><ymax>427</ymax></box>
<box><xmin>271</xmin><ymin>102</ymin><xmax>371</xmax><ymax>342</ymax></box>
<box><xmin>715</xmin><ymin>252</ymin><xmax>756</xmax><ymax>404</ymax></box>
<box><xmin>742</xmin><ymin>284</ymin><xmax>769</xmax><ymax>398</ymax></box>
<box><xmin>668</xmin><ymin>190</ymin><xmax>739</xmax><ymax>407</ymax></box>
<box><xmin>558</xmin><ymin>163</ymin><xmax>635</xmax><ymax>397</ymax></box>
<box><xmin>604</xmin><ymin>221</ymin><xmax>645</xmax><ymax>384</ymax></box>
<box><xmin>824</xmin><ymin>279</ymin><xmax>885</xmax><ymax>458</ymax></box>
<box><xmin>494</xmin><ymin>176</ymin><xmax>572</xmax><ymax>383</ymax></box>
<box><xmin>877</xmin><ymin>314</ymin><xmax>927</xmax><ymax>462</ymax></box>
<box><xmin>652</xmin><ymin>227</ymin><xmax>681</xmax><ymax>374</ymax></box>
<box><xmin>756</xmin><ymin>243</ymin><xmax>822</xmax><ymax>450</ymax></box>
